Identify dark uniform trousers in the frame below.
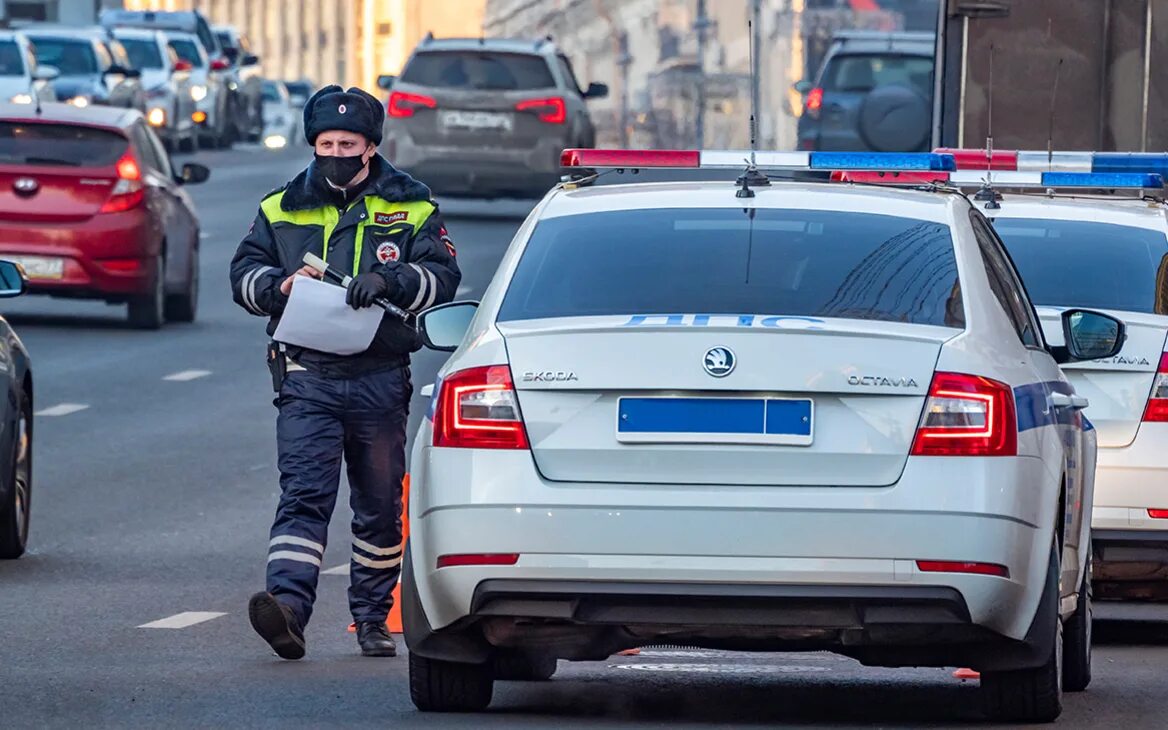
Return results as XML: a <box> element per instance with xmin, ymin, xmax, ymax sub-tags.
<box><xmin>269</xmin><ymin>366</ymin><xmax>411</xmax><ymax>627</ymax></box>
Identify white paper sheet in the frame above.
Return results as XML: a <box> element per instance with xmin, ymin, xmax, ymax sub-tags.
<box><xmin>272</xmin><ymin>276</ymin><xmax>382</xmax><ymax>355</ymax></box>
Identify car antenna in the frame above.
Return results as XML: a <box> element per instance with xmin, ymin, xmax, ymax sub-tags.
<box><xmin>974</xmin><ymin>43</ymin><xmax>1000</xmax><ymax>209</ymax></box>
<box><xmin>1046</xmin><ymin>57</ymin><xmax>1064</xmax><ymax>170</ymax></box>
<box><xmin>736</xmin><ymin>5</ymin><xmax>768</xmax><ymax>198</ymax></box>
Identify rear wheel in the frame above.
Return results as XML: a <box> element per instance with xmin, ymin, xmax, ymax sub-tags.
<box><xmin>165</xmin><ymin>250</ymin><xmax>199</xmax><ymax>323</ymax></box>
<box><xmin>0</xmin><ymin>390</ymin><xmax>32</xmax><ymax>559</ymax></box>
<box><xmin>493</xmin><ymin>650</ymin><xmax>557</xmax><ymax>681</ymax></box>
<box><xmin>128</xmin><ymin>256</ymin><xmax>165</xmax><ymax>330</ymax></box>
<box><xmin>409</xmin><ymin>651</ymin><xmax>493</xmax><ymax>712</ymax></box>
<box><xmin>1063</xmin><ymin>542</ymin><xmax>1093</xmax><ymax>692</ymax></box>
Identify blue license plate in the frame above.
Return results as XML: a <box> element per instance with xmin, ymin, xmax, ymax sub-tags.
<box><xmin>616</xmin><ymin>397</ymin><xmax>814</xmax><ymax>445</ymax></box>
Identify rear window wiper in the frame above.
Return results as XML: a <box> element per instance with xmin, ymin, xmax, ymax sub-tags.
<box><xmin>22</xmin><ymin>156</ymin><xmax>81</xmax><ymax>166</ymax></box>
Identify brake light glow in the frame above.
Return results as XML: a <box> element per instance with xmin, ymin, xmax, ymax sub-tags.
<box><xmin>916</xmin><ymin>560</ymin><xmax>1010</xmax><ymax>578</ymax></box>
<box><xmin>436</xmin><ymin>553</ymin><xmax>520</xmax><ymax>569</ymax></box>
<box><xmin>516</xmin><ymin>96</ymin><xmax>566</xmax><ymax>124</ymax></box>
<box><xmin>387</xmin><ymin>91</ymin><xmax>436</xmax><ymax>118</ymax></box>
<box><xmin>99</xmin><ymin>150</ymin><xmax>145</xmax><ymax>214</ymax></box>
<box><xmin>1142</xmin><ymin>353</ymin><xmax>1168</xmax><ymax>422</ymax></box>
<box><xmin>433</xmin><ymin>365</ymin><xmax>529</xmax><ymax>449</ymax></box>
<box><xmin>1149</xmin><ymin>509</ymin><xmax>1168</xmax><ymax>519</ymax></box>
<box><xmin>210</xmin><ymin>57</ymin><xmax>230</xmax><ymax>71</ymax></box>
<box><xmin>804</xmin><ymin>87</ymin><xmax>824</xmax><ymax>119</ymax></box>
<box><xmin>910</xmin><ymin>372</ymin><xmax>1017</xmax><ymax>457</ymax></box>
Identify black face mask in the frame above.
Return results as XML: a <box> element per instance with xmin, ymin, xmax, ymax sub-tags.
<box><xmin>314</xmin><ymin>152</ymin><xmax>368</xmax><ymax>187</ymax></box>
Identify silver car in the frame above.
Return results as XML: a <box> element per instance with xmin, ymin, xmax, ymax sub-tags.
<box><xmin>113</xmin><ymin>28</ymin><xmax>197</xmax><ymax>152</ymax></box>
<box><xmin>382</xmin><ymin>36</ymin><xmax>607</xmax><ymax>198</ymax></box>
<box><xmin>0</xmin><ymin>32</ymin><xmax>57</xmax><ymax>105</ymax></box>
<box><xmin>165</xmin><ymin>31</ymin><xmax>230</xmax><ymax>149</ymax></box>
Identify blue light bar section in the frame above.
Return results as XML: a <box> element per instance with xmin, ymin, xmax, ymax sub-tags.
<box><xmin>1092</xmin><ymin>153</ymin><xmax>1168</xmax><ymax>176</ymax></box>
<box><xmin>1039</xmin><ymin>172</ymin><xmax>1163</xmax><ymax>188</ymax></box>
<box><xmin>808</xmin><ymin>152</ymin><xmax>957</xmax><ymax>172</ymax></box>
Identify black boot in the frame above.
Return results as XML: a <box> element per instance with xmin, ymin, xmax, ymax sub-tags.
<box><xmin>356</xmin><ymin>621</ymin><xmax>397</xmax><ymax>657</ymax></box>
<box><xmin>248</xmin><ymin>592</ymin><xmax>306</xmax><ymax>660</ymax></box>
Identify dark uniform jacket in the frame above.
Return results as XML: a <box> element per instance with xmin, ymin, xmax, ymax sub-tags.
<box><xmin>229</xmin><ymin>154</ymin><xmax>461</xmax><ymax>376</ymax></box>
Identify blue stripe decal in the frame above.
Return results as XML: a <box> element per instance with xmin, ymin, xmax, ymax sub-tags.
<box><xmin>619</xmin><ymin>398</ymin><xmax>812</xmax><ymax>436</ymax></box>
<box><xmin>1014</xmin><ymin>380</ymin><xmax>1077</xmax><ymax>432</ymax></box>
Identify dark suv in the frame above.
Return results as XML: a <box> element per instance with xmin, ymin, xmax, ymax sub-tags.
<box><xmin>382</xmin><ymin>36</ymin><xmax>607</xmax><ymax>199</ymax></box>
<box><xmin>795</xmin><ymin>31</ymin><xmax>935</xmax><ymax>152</ymax></box>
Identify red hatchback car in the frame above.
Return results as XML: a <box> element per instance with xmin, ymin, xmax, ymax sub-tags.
<box><xmin>0</xmin><ymin>103</ymin><xmax>208</xmax><ymax>328</ymax></box>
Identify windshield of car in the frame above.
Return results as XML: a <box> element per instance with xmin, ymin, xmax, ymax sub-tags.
<box><xmin>0</xmin><ymin>41</ymin><xmax>24</xmax><ymax>77</ymax></box>
<box><xmin>499</xmin><ymin>208</ymin><xmax>964</xmax><ymax>327</ymax></box>
<box><xmin>400</xmin><ymin>51</ymin><xmax>555</xmax><ymax>91</ymax></box>
<box><xmin>0</xmin><ymin>123</ymin><xmax>128</xmax><ymax>167</ymax></box>
<box><xmin>992</xmin><ymin>217</ymin><xmax>1168</xmax><ymax>315</ymax></box>
<box><xmin>27</xmin><ymin>38</ymin><xmax>97</xmax><ymax>75</ymax></box>
<box><xmin>118</xmin><ymin>38</ymin><xmax>163</xmax><ymax>70</ymax></box>
<box><xmin>167</xmin><ymin>38</ymin><xmax>204</xmax><ymax>68</ymax></box>
<box><xmin>284</xmin><ymin>81</ymin><xmax>312</xmax><ymax>98</ymax></box>
<box><xmin>822</xmin><ymin>53</ymin><xmax>934</xmax><ymax>96</ymax></box>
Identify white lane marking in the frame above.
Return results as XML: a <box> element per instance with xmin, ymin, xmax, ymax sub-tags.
<box><xmin>321</xmin><ymin>564</ymin><xmax>350</xmax><ymax>576</ymax></box>
<box><xmin>138</xmin><ymin>611</ymin><xmax>227</xmax><ymax>629</ymax></box>
<box><xmin>35</xmin><ymin>403</ymin><xmax>89</xmax><ymax>417</ymax></box>
<box><xmin>456</xmin><ymin>285</ymin><xmax>472</xmax><ymax>297</ymax></box>
<box><xmin>163</xmin><ymin>369</ymin><xmax>212</xmax><ymax>382</ymax></box>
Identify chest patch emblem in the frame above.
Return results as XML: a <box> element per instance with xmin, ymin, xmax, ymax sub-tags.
<box><xmin>374</xmin><ymin>211</ymin><xmax>407</xmax><ymax>225</ymax></box>
<box><xmin>377</xmin><ymin>241</ymin><xmax>401</xmax><ymax>263</ymax></box>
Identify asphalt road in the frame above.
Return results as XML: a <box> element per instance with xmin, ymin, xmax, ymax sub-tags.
<box><xmin>1</xmin><ymin>146</ymin><xmax>1167</xmax><ymax>729</ymax></box>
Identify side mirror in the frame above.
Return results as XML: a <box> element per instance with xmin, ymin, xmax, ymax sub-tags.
<box><xmin>1057</xmin><ymin>309</ymin><xmax>1126</xmax><ymax>363</ymax></box>
<box><xmin>242</xmin><ymin>54</ymin><xmax>260</xmax><ymax>66</ymax></box>
<box><xmin>173</xmin><ymin>60</ymin><xmax>193</xmax><ymax>73</ymax></box>
<box><xmin>584</xmin><ymin>81</ymin><xmax>609</xmax><ymax>99</ymax></box>
<box><xmin>376</xmin><ymin>74</ymin><xmax>396</xmax><ymax>90</ymax></box>
<box><xmin>177</xmin><ymin>162</ymin><xmax>211</xmax><ymax>185</ymax></box>
<box><xmin>32</xmin><ymin>65</ymin><xmax>58</xmax><ymax>82</ymax></box>
<box><xmin>0</xmin><ymin>260</ymin><xmax>28</xmax><ymax>298</ymax></box>
<box><xmin>793</xmin><ymin>80</ymin><xmax>814</xmax><ymax>95</ymax></box>
<box><xmin>418</xmin><ymin>301</ymin><xmax>478</xmax><ymax>352</ymax></box>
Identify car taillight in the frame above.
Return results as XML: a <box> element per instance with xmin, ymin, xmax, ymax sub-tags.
<box><xmin>387</xmin><ymin>91</ymin><xmax>436</xmax><ymax>118</ymax></box>
<box><xmin>1148</xmin><ymin>509</ymin><xmax>1168</xmax><ymax>519</ymax></box>
<box><xmin>910</xmin><ymin>372</ymin><xmax>1017</xmax><ymax>457</ymax></box>
<box><xmin>436</xmin><ymin>553</ymin><xmax>520</xmax><ymax>569</ymax></box>
<box><xmin>433</xmin><ymin>365</ymin><xmax>529</xmax><ymax>449</ymax></box>
<box><xmin>516</xmin><ymin>96</ymin><xmax>566</xmax><ymax>124</ymax></box>
<box><xmin>804</xmin><ymin>87</ymin><xmax>824</xmax><ymax>119</ymax></box>
<box><xmin>916</xmin><ymin>560</ymin><xmax>1010</xmax><ymax>578</ymax></box>
<box><xmin>1142</xmin><ymin>353</ymin><xmax>1168</xmax><ymax>422</ymax></box>
<box><xmin>99</xmin><ymin>150</ymin><xmax>144</xmax><ymax>214</ymax></box>
<box><xmin>210</xmin><ymin>57</ymin><xmax>230</xmax><ymax>71</ymax></box>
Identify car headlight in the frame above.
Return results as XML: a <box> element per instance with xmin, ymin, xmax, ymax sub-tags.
<box><xmin>190</xmin><ymin>84</ymin><xmax>207</xmax><ymax>102</ymax></box>
<box><xmin>263</xmin><ymin>134</ymin><xmax>287</xmax><ymax>149</ymax></box>
<box><xmin>147</xmin><ymin>107</ymin><xmax>167</xmax><ymax>127</ymax></box>
<box><xmin>67</xmin><ymin>96</ymin><xmax>91</xmax><ymax>108</ymax></box>
<box><xmin>9</xmin><ymin>94</ymin><xmax>32</xmax><ymax>104</ymax></box>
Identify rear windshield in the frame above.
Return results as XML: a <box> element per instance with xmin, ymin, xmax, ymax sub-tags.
<box><xmin>0</xmin><ymin>41</ymin><xmax>24</xmax><ymax>77</ymax></box>
<box><xmin>499</xmin><ymin>208</ymin><xmax>964</xmax><ymax>327</ymax></box>
<box><xmin>992</xmin><ymin>218</ymin><xmax>1168</xmax><ymax>315</ymax></box>
<box><xmin>823</xmin><ymin>53</ymin><xmax>933</xmax><ymax>96</ymax></box>
<box><xmin>167</xmin><ymin>38</ymin><xmax>204</xmax><ymax>68</ymax></box>
<box><xmin>119</xmin><ymin>38</ymin><xmax>163</xmax><ymax>69</ymax></box>
<box><xmin>0</xmin><ymin>123</ymin><xmax>127</xmax><ymax>167</ymax></box>
<box><xmin>285</xmin><ymin>81</ymin><xmax>312</xmax><ymax>97</ymax></box>
<box><xmin>28</xmin><ymin>38</ymin><xmax>97</xmax><ymax>75</ymax></box>
<box><xmin>400</xmin><ymin>51</ymin><xmax>555</xmax><ymax>91</ymax></box>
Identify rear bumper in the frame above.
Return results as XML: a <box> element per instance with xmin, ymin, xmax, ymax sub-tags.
<box><xmin>0</xmin><ymin>211</ymin><xmax>156</xmax><ymax>298</ymax></box>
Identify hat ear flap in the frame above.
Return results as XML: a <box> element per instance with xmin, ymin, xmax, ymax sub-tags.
<box><xmin>303</xmin><ymin>84</ymin><xmax>344</xmax><ymax>143</ymax></box>
<box><xmin>347</xmin><ymin>86</ymin><xmax>385</xmax><ymax>140</ymax></box>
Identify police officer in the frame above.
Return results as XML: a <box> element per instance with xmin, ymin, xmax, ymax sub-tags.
<box><xmin>229</xmin><ymin>85</ymin><xmax>460</xmax><ymax>660</ymax></box>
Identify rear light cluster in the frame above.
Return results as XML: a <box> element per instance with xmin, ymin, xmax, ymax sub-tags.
<box><xmin>1149</xmin><ymin>509</ymin><xmax>1168</xmax><ymax>519</ymax></box>
<box><xmin>1142</xmin><ymin>353</ymin><xmax>1168</xmax><ymax>422</ymax></box>
<box><xmin>911</xmin><ymin>372</ymin><xmax>1017</xmax><ymax>457</ymax></box>
<box><xmin>916</xmin><ymin>560</ymin><xmax>1010</xmax><ymax>578</ymax></box>
<box><xmin>387</xmin><ymin>91</ymin><xmax>436</xmax><ymax>118</ymax></box>
<box><xmin>99</xmin><ymin>151</ymin><xmax>144</xmax><ymax>214</ymax></box>
<box><xmin>436</xmin><ymin>553</ymin><xmax>520</xmax><ymax>569</ymax></box>
<box><xmin>803</xmin><ymin>87</ymin><xmax>824</xmax><ymax>119</ymax></box>
<box><xmin>433</xmin><ymin>365</ymin><xmax>529</xmax><ymax>450</ymax></box>
<box><xmin>515</xmin><ymin>96</ymin><xmax>566</xmax><ymax>124</ymax></box>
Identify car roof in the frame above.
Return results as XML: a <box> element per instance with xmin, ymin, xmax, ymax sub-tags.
<box><xmin>112</xmin><ymin>27</ymin><xmax>164</xmax><ymax>40</ymax></box>
<box><xmin>414</xmin><ymin>37</ymin><xmax>553</xmax><ymax>55</ymax></box>
<box><xmin>22</xmin><ymin>27</ymin><xmax>105</xmax><ymax>41</ymax></box>
<box><xmin>541</xmin><ymin>180</ymin><xmax>958</xmax><ymax>223</ymax></box>
<box><xmin>0</xmin><ymin>102</ymin><xmax>139</xmax><ymax>130</ymax></box>
<box><xmin>101</xmin><ymin>9</ymin><xmax>201</xmax><ymax>31</ymax></box>
<box><xmin>983</xmin><ymin>194</ymin><xmax>1168</xmax><ymax>232</ymax></box>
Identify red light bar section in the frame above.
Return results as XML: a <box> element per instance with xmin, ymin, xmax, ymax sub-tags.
<box><xmin>831</xmin><ymin>170</ymin><xmax>946</xmax><ymax>184</ymax></box>
<box><xmin>436</xmin><ymin>553</ymin><xmax>520</xmax><ymax>569</ymax></box>
<box><xmin>934</xmin><ymin>148</ymin><xmax>1019</xmax><ymax>170</ymax></box>
<box><xmin>561</xmin><ymin>149</ymin><xmax>701</xmax><ymax>169</ymax></box>
<box><xmin>916</xmin><ymin>560</ymin><xmax>1010</xmax><ymax>578</ymax></box>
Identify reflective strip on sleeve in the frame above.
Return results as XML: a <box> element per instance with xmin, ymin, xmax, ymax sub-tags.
<box><xmin>406</xmin><ymin>263</ymin><xmax>429</xmax><ymax>311</ymax></box>
<box><xmin>267</xmin><ymin>550</ymin><xmax>322</xmax><ymax>567</ymax></box>
<box><xmin>352</xmin><ymin>552</ymin><xmax>403</xmax><ymax>570</ymax></box>
<box><xmin>242</xmin><ymin>265</ymin><xmax>275</xmax><ymax>315</ymax></box>
<box><xmin>420</xmin><ymin>267</ymin><xmax>439</xmax><ymax>310</ymax></box>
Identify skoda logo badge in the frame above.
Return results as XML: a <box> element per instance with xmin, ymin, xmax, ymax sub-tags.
<box><xmin>13</xmin><ymin>177</ymin><xmax>37</xmax><ymax>195</ymax></box>
<box><xmin>703</xmin><ymin>347</ymin><xmax>735</xmax><ymax>377</ymax></box>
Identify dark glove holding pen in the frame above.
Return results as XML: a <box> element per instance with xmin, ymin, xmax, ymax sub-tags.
<box><xmin>347</xmin><ymin>272</ymin><xmax>389</xmax><ymax>309</ymax></box>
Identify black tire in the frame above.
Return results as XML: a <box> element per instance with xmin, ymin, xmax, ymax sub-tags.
<box><xmin>128</xmin><ymin>255</ymin><xmax>165</xmax><ymax>330</ymax></box>
<box><xmin>164</xmin><ymin>250</ymin><xmax>198</xmax><ymax>323</ymax></box>
<box><xmin>1063</xmin><ymin>542</ymin><xmax>1093</xmax><ymax>692</ymax></box>
<box><xmin>409</xmin><ymin>651</ymin><xmax>494</xmax><ymax>712</ymax></box>
<box><xmin>493</xmin><ymin>650</ymin><xmax>557</xmax><ymax>681</ymax></box>
<box><xmin>0</xmin><ymin>389</ymin><xmax>32</xmax><ymax>559</ymax></box>
<box><xmin>982</xmin><ymin>543</ymin><xmax>1063</xmax><ymax>723</ymax></box>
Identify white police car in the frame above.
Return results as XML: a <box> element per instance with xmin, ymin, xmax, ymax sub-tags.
<box><xmin>403</xmin><ymin>150</ymin><xmax>1126</xmax><ymax>722</ymax></box>
<box><xmin>931</xmin><ymin>149</ymin><xmax>1168</xmax><ymax>605</ymax></box>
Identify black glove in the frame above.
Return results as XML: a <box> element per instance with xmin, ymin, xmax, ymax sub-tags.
<box><xmin>346</xmin><ymin>272</ymin><xmax>389</xmax><ymax>309</ymax></box>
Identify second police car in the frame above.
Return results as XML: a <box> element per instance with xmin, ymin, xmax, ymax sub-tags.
<box><xmin>402</xmin><ymin>149</ymin><xmax>1126</xmax><ymax>722</ymax></box>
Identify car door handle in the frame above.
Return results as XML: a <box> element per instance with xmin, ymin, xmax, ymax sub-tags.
<box><xmin>1050</xmin><ymin>392</ymin><xmax>1089</xmax><ymax>410</ymax></box>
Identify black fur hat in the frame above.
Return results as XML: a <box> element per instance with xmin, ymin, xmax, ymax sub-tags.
<box><xmin>303</xmin><ymin>85</ymin><xmax>385</xmax><ymax>145</ymax></box>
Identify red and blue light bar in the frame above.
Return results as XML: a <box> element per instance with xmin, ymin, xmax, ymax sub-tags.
<box><xmin>560</xmin><ymin>149</ymin><xmax>957</xmax><ymax>172</ymax></box>
<box><xmin>833</xmin><ymin>167</ymin><xmax>1164</xmax><ymax>189</ymax></box>
<box><xmin>936</xmin><ymin>148</ymin><xmax>1168</xmax><ymax>176</ymax></box>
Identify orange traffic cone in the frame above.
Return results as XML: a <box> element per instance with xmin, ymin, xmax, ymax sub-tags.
<box><xmin>348</xmin><ymin>474</ymin><xmax>410</xmax><ymax>635</ymax></box>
